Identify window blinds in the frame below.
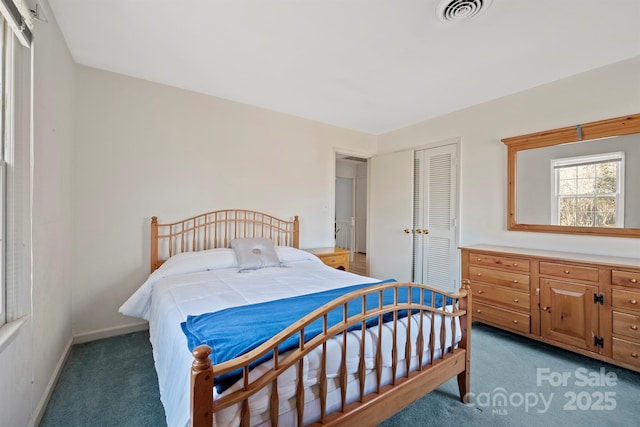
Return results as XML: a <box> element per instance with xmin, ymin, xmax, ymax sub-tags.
<box><xmin>2</xmin><ymin>12</ymin><xmax>31</xmax><ymax>324</ymax></box>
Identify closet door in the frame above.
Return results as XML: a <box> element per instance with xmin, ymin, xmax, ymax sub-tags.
<box><xmin>369</xmin><ymin>150</ymin><xmax>414</xmax><ymax>282</ymax></box>
<box><xmin>414</xmin><ymin>144</ymin><xmax>458</xmax><ymax>291</ymax></box>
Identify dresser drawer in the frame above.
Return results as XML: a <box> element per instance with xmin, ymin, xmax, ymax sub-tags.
<box><xmin>612</xmin><ymin>270</ymin><xmax>640</xmax><ymax>289</ymax></box>
<box><xmin>613</xmin><ymin>311</ymin><xmax>640</xmax><ymax>340</ymax></box>
<box><xmin>473</xmin><ymin>301</ymin><xmax>530</xmax><ymax>334</ymax></box>
<box><xmin>612</xmin><ymin>289</ymin><xmax>640</xmax><ymax>312</ymax></box>
<box><xmin>471</xmin><ymin>282</ymin><xmax>530</xmax><ymax>312</ymax></box>
<box><xmin>319</xmin><ymin>253</ymin><xmax>349</xmax><ymax>269</ymax></box>
<box><xmin>539</xmin><ymin>262</ymin><xmax>599</xmax><ymax>283</ymax></box>
<box><xmin>469</xmin><ymin>266</ymin><xmax>529</xmax><ymax>291</ymax></box>
<box><xmin>612</xmin><ymin>337</ymin><xmax>640</xmax><ymax>368</ymax></box>
<box><xmin>469</xmin><ymin>252</ymin><xmax>530</xmax><ymax>273</ymax></box>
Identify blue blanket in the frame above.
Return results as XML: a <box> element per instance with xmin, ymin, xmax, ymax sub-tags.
<box><xmin>181</xmin><ymin>279</ymin><xmax>451</xmax><ymax>393</ymax></box>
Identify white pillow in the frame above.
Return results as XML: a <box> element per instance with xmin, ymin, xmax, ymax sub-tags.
<box><xmin>230</xmin><ymin>238</ymin><xmax>282</xmax><ymax>272</ymax></box>
<box><xmin>157</xmin><ymin>248</ymin><xmax>238</xmax><ymax>277</ymax></box>
<box><xmin>276</xmin><ymin>246</ymin><xmax>323</xmax><ymax>264</ymax></box>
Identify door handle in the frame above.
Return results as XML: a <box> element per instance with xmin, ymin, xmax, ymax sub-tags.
<box><xmin>403</xmin><ymin>229</ymin><xmax>412</xmax><ymax>234</ymax></box>
<box><xmin>415</xmin><ymin>229</ymin><xmax>423</xmax><ymax>234</ymax></box>
<box><xmin>422</xmin><ymin>229</ymin><xmax>429</xmax><ymax>234</ymax></box>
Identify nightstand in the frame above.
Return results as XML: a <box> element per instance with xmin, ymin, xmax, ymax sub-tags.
<box><xmin>304</xmin><ymin>247</ymin><xmax>350</xmax><ymax>271</ymax></box>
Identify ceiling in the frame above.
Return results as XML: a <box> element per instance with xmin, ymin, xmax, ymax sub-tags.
<box><xmin>46</xmin><ymin>0</ymin><xmax>640</xmax><ymax>134</ymax></box>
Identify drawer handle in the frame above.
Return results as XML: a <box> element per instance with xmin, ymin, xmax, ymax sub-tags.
<box><xmin>512</xmin><ymin>320</ymin><xmax>518</xmax><ymax>324</ymax></box>
<box><xmin>477</xmin><ymin>290</ymin><xmax>485</xmax><ymax>294</ymax></box>
<box><xmin>631</xmin><ymin>300</ymin><xmax>638</xmax><ymax>305</ymax></box>
<box><xmin>513</xmin><ymin>263</ymin><xmax>518</xmax><ymax>267</ymax></box>
<box><xmin>476</xmin><ymin>309</ymin><xmax>482</xmax><ymax>313</ymax></box>
<box><xmin>477</xmin><ymin>258</ymin><xmax>481</xmax><ymax>262</ymax></box>
<box><xmin>476</xmin><ymin>273</ymin><xmax>482</xmax><ymax>276</ymax></box>
<box><xmin>542</xmin><ymin>306</ymin><xmax>550</xmax><ymax>312</ymax></box>
<box><xmin>513</xmin><ymin>298</ymin><xmax>519</xmax><ymax>303</ymax></box>
<box><xmin>513</xmin><ymin>279</ymin><xmax>518</xmax><ymax>284</ymax></box>
<box><xmin>631</xmin><ymin>278</ymin><xmax>638</xmax><ymax>284</ymax></box>
<box><xmin>564</xmin><ymin>270</ymin><xmax>570</xmax><ymax>274</ymax></box>
<box><xmin>632</xmin><ymin>353</ymin><xmax>639</xmax><ymax>358</ymax></box>
<box><xmin>631</xmin><ymin>325</ymin><xmax>638</xmax><ymax>331</ymax></box>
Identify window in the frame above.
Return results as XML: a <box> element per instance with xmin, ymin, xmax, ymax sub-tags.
<box><xmin>0</xmin><ymin>0</ymin><xmax>32</xmax><ymax>330</ymax></box>
<box><xmin>551</xmin><ymin>152</ymin><xmax>625</xmax><ymax>228</ymax></box>
<box><xmin>0</xmin><ymin>17</ymin><xmax>4</xmax><ymax>327</ymax></box>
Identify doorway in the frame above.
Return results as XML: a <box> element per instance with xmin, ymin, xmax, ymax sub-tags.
<box><xmin>335</xmin><ymin>177</ymin><xmax>353</xmax><ymax>250</ymax></box>
<box><xmin>335</xmin><ymin>153</ymin><xmax>368</xmax><ymax>274</ymax></box>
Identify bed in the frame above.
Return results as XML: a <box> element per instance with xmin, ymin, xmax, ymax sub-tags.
<box><xmin>119</xmin><ymin>209</ymin><xmax>471</xmax><ymax>426</ymax></box>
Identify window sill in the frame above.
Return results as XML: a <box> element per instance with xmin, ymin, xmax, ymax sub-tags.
<box><xmin>0</xmin><ymin>316</ymin><xmax>29</xmax><ymax>354</ymax></box>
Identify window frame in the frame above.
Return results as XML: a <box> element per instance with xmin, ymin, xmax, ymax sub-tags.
<box><xmin>0</xmin><ymin>7</ymin><xmax>31</xmax><ymax>332</ymax></box>
<box><xmin>550</xmin><ymin>151</ymin><xmax>625</xmax><ymax>228</ymax></box>
<box><xmin>0</xmin><ymin>16</ymin><xmax>6</xmax><ymax>328</ymax></box>
<box><xmin>0</xmin><ymin>160</ymin><xmax>4</xmax><ymax>327</ymax></box>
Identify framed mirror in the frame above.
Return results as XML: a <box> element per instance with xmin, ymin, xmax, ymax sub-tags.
<box><xmin>502</xmin><ymin>113</ymin><xmax>640</xmax><ymax>238</ymax></box>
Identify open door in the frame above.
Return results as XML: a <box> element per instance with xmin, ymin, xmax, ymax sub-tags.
<box><xmin>335</xmin><ymin>177</ymin><xmax>354</xmax><ymax>250</ymax></box>
<box><xmin>335</xmin><ymin>154</ymin><xmax>368</xmax><ymax>263</ymax></box>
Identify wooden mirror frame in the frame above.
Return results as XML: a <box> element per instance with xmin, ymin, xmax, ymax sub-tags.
<box><xmin>502</xmin><ymin>113</ymin><xmax>640</xmax><ymax>238</ymax></box>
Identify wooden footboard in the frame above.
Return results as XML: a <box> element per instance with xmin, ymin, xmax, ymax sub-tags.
<box><xmin>190</xmin><ymin>281</ymin><xmax>471</xmax><ymax>427</ymax></box>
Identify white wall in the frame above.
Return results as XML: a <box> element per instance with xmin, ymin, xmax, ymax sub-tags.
<box><xmin>378</xmin><ymin>56</ymin><xmax>640</xmax><ymax>258</ymax></box>
<box><xmin>72</xmin><ymin>68</ymin><xmax>377</xmax><ymax>336</ymax></box>
<box><xmin>0</xmin><ymin>1</ymin><xmax>76</xmax><ymax>425</ymax></box>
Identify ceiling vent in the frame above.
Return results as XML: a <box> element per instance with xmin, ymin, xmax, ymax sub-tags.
<box><xmin>436</xmin><ymin>0</ymin><xmax>493</xmax><ymax>23</ymax></box>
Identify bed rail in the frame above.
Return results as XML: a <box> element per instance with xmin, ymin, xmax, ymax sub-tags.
<box><xmin>190</xmin><ymin>281</ymin><xmax>471</xmax><ymax>427</ymax></box>
<box><xmin>150</xmin><ymin>209</ymin><xmax>299</xmax><ymax>272</ymax></box>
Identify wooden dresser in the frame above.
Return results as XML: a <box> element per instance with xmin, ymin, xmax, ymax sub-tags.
<box><xmin>461</xmin><ymin>244</ymin><xmax>640</xmax><ymax>372</ymax></box>
<box><xmin>304</xmin><ymin>247</ymin><xmax>350</xmax><ymax>271</ymax></box>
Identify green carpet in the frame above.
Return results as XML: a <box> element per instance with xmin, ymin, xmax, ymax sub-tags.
<box><xmin>39</xmin><ymin>323</ymin><xmax>640</xmax><ymax>426</ymax></box>
<box><xmin>39</xmin><ymin>331</ymin><xmax>165</xmax><ymax>427</ymax></box>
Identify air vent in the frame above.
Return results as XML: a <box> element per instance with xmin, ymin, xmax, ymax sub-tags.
<box><xmin>436</xmin><ymin>0</ymin><xmax>493</xmax><ymax>22</ymax></box>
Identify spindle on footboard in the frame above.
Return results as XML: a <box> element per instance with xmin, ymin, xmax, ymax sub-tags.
<box><xmin>190</xmin><ymin>281</ymin><xmax>471</xmax><ymax>427</ymax></box>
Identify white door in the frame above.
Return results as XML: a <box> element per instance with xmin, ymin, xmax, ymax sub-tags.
<box><xmin>355</xmin><ymin>171</ymin><xmax>367</xmax><ymax>253</ymax></box>
<box><xmin>369</xmin><ymin>150</ymin><xmax>414</xmax><ymax>282</ymax></box>
<box><xmin>414</xmin><ymin>145</ymin><xmax>458</xmax><ymax>291</ymax></box>
<box><xmin>335</xmin><ymin>177</ymin><xmax>354</xmax><ymax>250</ymax></box>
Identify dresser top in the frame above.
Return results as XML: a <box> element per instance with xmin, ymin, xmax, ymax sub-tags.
<box><xmin>460</xmin><ymin>244</ymin><xmax>640</xmax><ymax>269</ymax></box>
<box><xmin>304</xmin><ymin>247</ymin><xmax>349</xmax><ymax>255</ymax></box>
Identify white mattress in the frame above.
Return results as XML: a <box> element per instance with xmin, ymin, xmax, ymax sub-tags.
<box><xmin>120</xmin><ymin>247</ymin><xmax>460</xmax><ymax>426</ymax></box>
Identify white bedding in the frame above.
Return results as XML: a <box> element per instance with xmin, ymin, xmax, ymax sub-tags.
<box><xmin>120</xmin><ymin>247</ymin><xmax>460</xmax><ymax>426</ymax></box>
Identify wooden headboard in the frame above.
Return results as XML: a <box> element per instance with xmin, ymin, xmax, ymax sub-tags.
<box><xmin>150</xmin><ymin>209</ymin><xmax>299</xmax><ymax>272</ymax></box>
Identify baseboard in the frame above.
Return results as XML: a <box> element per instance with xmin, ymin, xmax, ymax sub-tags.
<box><xmin>30</xmin><ymin>335</ymin><xmax>73</xmax><ymax>427</ymax></box>
<box><xmin>72</xmin><ymin>321</ymin><xmax>149</xmax><ymax>345</ymax></box>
